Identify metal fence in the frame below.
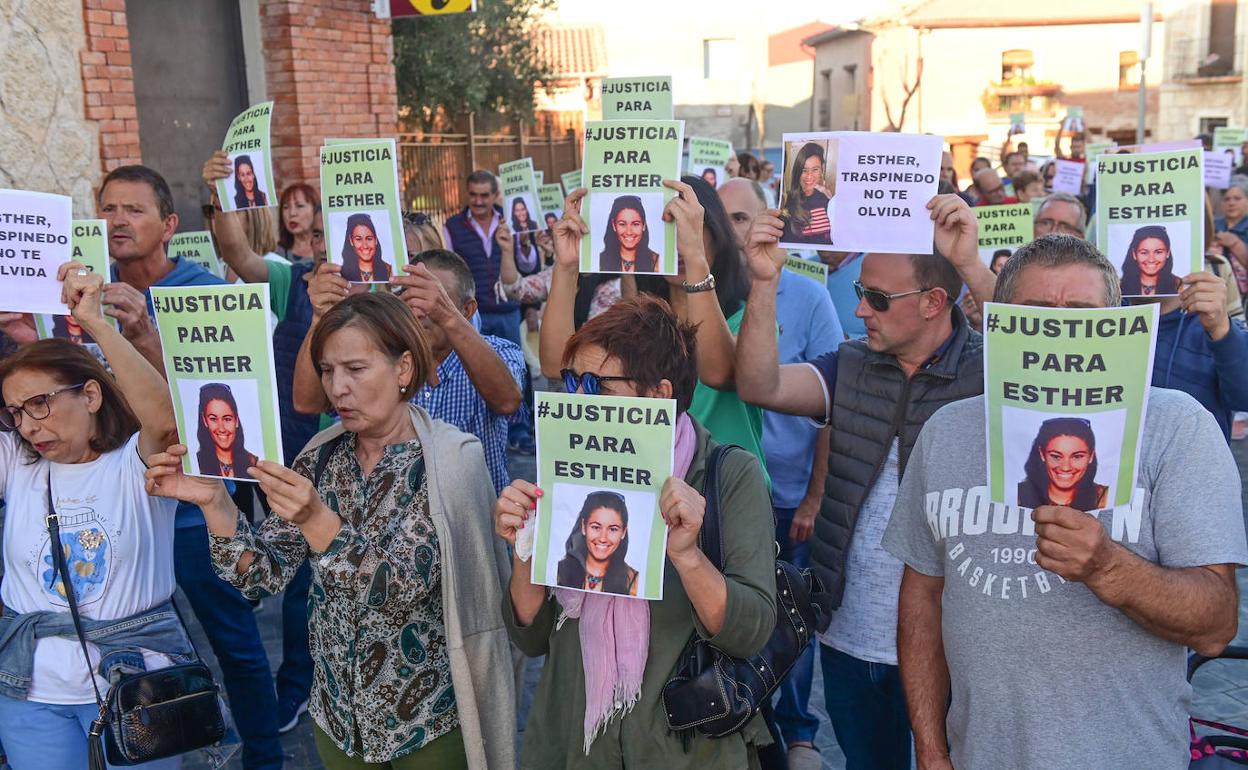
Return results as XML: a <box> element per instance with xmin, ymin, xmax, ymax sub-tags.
<box><xmin>397</xmin><ymin>115</ymin><xmax>582</xmax><ymax>229</ymax></box>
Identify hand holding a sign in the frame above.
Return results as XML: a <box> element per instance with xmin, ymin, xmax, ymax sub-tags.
<box><xmin>743</xmin><ymin>209</ymin><xmax>788</xmax><ymax>282</ymax></box>
<box><xmin>494</xmin><ymin>479</ymin><xmax>541</xmax><ymax>548</ymax></box>
<box><xmin>928</xmin><ymin>194</ymin><xmax>980</xmax><ymax>270</ymax></box>
<box><xmin>248</xmin><ymin>460</ymin><xmax>342</xmax><ymax>551</ymax></box>
<box><xmin>201</xmin><ymin>151</ymin><xmax>232</xmax><ymax>190</ymax></box>
<box><xmin>145</xmin><ymin>444</ymin><xmax>230</xmax><ymax>509</ymax></box>
<box><xmin>309</xmin><ymin>262</ymin><xmax>351</xmax><ymax>320</ymax></box>
<box><xmin>495</xmin><ymin>219</ymin><xmax>514</xmax><ymax>258</ymax></box>
<box><xmin>58</xmin><ymin>261</ymin><xmax>106</xmax><ymax>332</ymax></box>
<box><xmin>1180</xmin><ymin>271</ymin><xmax>1232</xmax><ymax>341</ymax></box>
<box><xmin>662</xmin><ymin>179</ymin><xmax>709</xmax><ymax>285</ymax></box>
<box><xmin>660</xmin><ymin>476</ymin><xmax>706</xmax><ymax>563</ymax></box>
<box><xmin>1032</xmin><ymin>505</ymin><xmax>1116</xmax><ymax>585</ymax></box>
<box><xmin>553</xmin><ymin>189</ymin><xmax>589</xmax><ymax>271</ymax></box>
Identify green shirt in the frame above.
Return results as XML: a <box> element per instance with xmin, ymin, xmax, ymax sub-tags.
<box><xmin>265</xmin><ymin>259</ymin><xmax>294</xmax><ymax>322</ymax></box>
<box><xmin>504</xmin><ymin>422</ymin><xmax>777</xmax><ymax>769</ymax></box>
<box><xmin>689</xmin><ymin>306</ymin><xmax>770</xmax><ymax>487</ymax></box>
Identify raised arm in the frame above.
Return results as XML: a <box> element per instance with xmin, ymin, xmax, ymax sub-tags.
<box><xmin>898</xmin><ymin>567</ymin><xmax>953</xmax><ymax>770</ymax></box>
<box><xmin>291</xmin><ymin>263</ymin><xmax>349</xmax><ymax>414</ymax></box>
<box><xmin>538</xmin><ymin>189</ymin><xmax>586</xmax><ymax>379</ymax></box>
<box><xmin>735</xmin><ymin>210</ymin><xmax>830</xmax><ymax>417</ymax></box>
<box><xmin>202</xmin><ymin>152</ymin><xmax>269</xmax><ymax>283</ymax></box>
<box><xmin>496</xmin><ymin>219</ymin><xmax>519</xmax><ymax>285</ymax></box>
<box><xmin>60</xmin><ymin>263</ymin><xmax>176</xmax><ymax>458</ymax></box>
<box><xmin>927</xmin><ymin>193</ymin><xmax>998</xmax><ymax>306</ymax></box>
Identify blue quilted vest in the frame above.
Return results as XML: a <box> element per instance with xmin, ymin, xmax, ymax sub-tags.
<box><xmin>444</xmin><ymin>207</ymin><xmax>518</xmax><ymax>313</ymax></box>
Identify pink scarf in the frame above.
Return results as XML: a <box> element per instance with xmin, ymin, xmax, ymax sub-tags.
<box><xmin>554</xmin><ymin>413</ymin><xmax>697</xmax><ymax>754</ymax></box>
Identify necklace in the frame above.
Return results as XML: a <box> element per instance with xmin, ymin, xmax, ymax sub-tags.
<box><xmin>220</xmin><ymin>461</ymin><xmax>233</xmax><ymax>477</ymax></box>
<box><xmin>585</xmin><ymin>573</ymin><xmax>603</xmax><ymax>590</ymax></box>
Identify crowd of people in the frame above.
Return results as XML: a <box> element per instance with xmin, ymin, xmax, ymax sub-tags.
<box><xmin>0</xmin><ymin>124</ymin><xmax>1244</xmax><ymax>770</ymax></box>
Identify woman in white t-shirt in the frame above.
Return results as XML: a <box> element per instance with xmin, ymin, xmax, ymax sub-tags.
<box><xmin>0</xmin><ymin>263</ymin><xmax>187</xmax><ymax>769</ymax></box>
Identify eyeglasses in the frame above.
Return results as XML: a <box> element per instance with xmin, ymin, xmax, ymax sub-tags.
<box><xmin>0</xmin><ymin>383</ymin><xmax>87</xmax><ymax>431</ymax></box>
<box><xmin>561</xmin><ymin>369</ymin><xmax>633</xmax><ymax>396</ymax></box>
<box><xmin>1035</xmin><ymin>218</ymin><xmax>1083</xmax><ymax>236</ymax></box>
<box><xmin>853</xmin><ymin>281</ymin><xmax>927</xmax><ymax>312</ymax></box>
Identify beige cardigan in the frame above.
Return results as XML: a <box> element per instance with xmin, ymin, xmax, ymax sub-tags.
<box><xmin>303</xmin><ymin>405</ymin><xmax>516</xmax><ymax>769</ymax></box>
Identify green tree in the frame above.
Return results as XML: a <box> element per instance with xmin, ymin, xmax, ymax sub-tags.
<box><xmin>393</xmin><ymin>0</ymin><xmax>556</xmax><ymax>130</ymax></box>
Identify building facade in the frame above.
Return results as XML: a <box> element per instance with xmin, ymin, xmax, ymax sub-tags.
<box><xmin>1157</xmin><ymin>0</ymin><xmax>1248</xmax><ymax>140</ymax></box>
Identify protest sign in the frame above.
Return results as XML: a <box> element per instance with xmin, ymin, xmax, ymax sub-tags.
<box><xmin>379</xmin><ymin>0</ymin><xmax>476</xmax><ymax>16</ymax></box>
<box><xmin>974</xmin><ymin>203</ymin><xmax>1033</xmax><ymax>266</ymax></box>
<box><xmin>1063</xmin><ymin>106</ymin><xmax>1084</xmax><ymax>133</ymax></box>
<box><xmin>983</xmin><ymin>302</ymin><xmax>1158</xmax><ymax>510</ymax></box>
<box><xmin>562</xmin><ymin>169</ymin><xmax>582</xmax><ymax>194</ymax></box>
<box><xmin>151</xmin><ymin>284</ymin><xmax>283</xmax><ymax>480</ymax></box>
<box><xmin>1095</xmin><ymin>148</ymin><xmax>1204</xmax><ymax>296</ymax></box>
<box><xmin>534</xmin><ymin>170</ymin><xmax>544</xmax><ymax>187</ymax></box>
<box><xmin>580</xmin><ymin>120</ymin><xmax>683</xmax><ymax>274</ymax></box>
<box><xmin>1009</xmin><ymin>112</ymin><xmax>1025</xmax><ymax>135</ymax></box>
<box><xmin>216</xmin><ymin>102</ymin><xmax>275</xmax><ymax>213</ymax></box>
<box><xmin>0</xmin><ymin>189</ymin><xmax>72</xmax><ymax>316</ymax></box>
<box><xmin>777</xmin><ymin>131</ymin><xmax>942</xmax><ymax>254</ymax></box>
<box><xmin>601</xmin><ymin>76</ymin><xmax>674</xmax><ymax>120</ymax></box>
<box><xmin>783</xmin><ymin>254</ymin><xmax>827</xmax><ymax>285</ymax></box>
<box><xmin>34</xmin><ymin>219</ymin><xmax>114</xmax><ymax>354</ymax></box>
<box><xmin>531</xmin><ymin>391</ymin><xmax>675</xmax><ymax>600</ymax></box>
<box><xmin>499</xmin><ymin>158</ymin><xmax>542</xmax><ymax>236</ymax></box>
<box><xmin>1084</xmin><ymin>142</ymin><xmax>1117</xmax><ymax>182</ymax></box>
<box><xmin>687</xmin><ymin>137</ymin><xmax>734</xmax><ymax>188</ymax></box>
<box><xmin>1050</xmin><ymin>159</ymin><xmax>1085</xmax><ymax>194</ymax></box>
<box><xmin>1214</xmin><ymin>127</ymin><xmax>1247</xmax><ymax>165</ymax></box>
<box><xmin>538</xmin><ymin>184</ymin><xmax>564</xmax><ymax>228</ymax></box>
<box><xmin>1205</xmin><ymin>150</ymin><xmax>1234</xmax><ymax>189</ymax></box>
<box><xmin>168</xmin><ymin>231</ymin><xmax>224</xmax><ymax>279</ymax></box>
<box><xmin>320</xmin><ymin>139</ymin><xmax>404</xmax><ymax>283</ymax></box>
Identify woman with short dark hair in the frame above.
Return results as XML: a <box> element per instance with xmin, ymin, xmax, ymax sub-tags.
<box><xmin>146</xmin><ymin>291</ymin><xmax>515</xmax><ymax>769</ymax></box>
<box><xmin>0</xmin><ymin>264</ymin><xmax>187</xmax><ymax>769</ymax></box>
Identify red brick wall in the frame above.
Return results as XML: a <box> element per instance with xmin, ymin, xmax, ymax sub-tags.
<box><xmin>261</xmin><ymin>0</ymin><xmax>399</xmax><ymax>187</ymax></box>
<box><xmin>80</xmin><ymin>0</ymin><xmax>141</xmax><ymax>171</ymax></box>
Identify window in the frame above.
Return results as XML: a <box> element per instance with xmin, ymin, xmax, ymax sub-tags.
<box><xmin>1203</xmin><ymin>0</ymin><xmax>1237</xmax><ymax>76</ymax></box>
<box><xmin>1201</xmin><ymin>117</ymin><xmax>1230</xmax><ymax>135</ymax></box>
<box><xmin>1119</xmin><ymin>51</ymin><xmax>1140</xmax><ymax>90</ymax></box>
<box><xmin>703</xmin><ymin>38</ymin><xmax>739</xmax><ymax>79</ymax></box>
<box><xmin>1000</xmin><ymin>49</ymin><xmax>1034</xmax><ymax>83</ymax></box>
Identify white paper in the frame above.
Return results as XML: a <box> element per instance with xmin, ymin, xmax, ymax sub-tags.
<box><xmin>0</xmin><ymin>189</ymin><xmax>73</xmax><ymax>316</ymax></box>
<box><xmin>1051</xmin><ymin>160</ymin><xmax>1086</xmax><ymax>194</ymax></box>
<box><xmin>1205</xmin><ymin>150</ymin><xmax>1235</xmax><ymax>189</ymax></box>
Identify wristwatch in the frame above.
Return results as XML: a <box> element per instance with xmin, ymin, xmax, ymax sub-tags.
<box><xmin>682</xmin><ymin>273</ymin><xmax>716</xmax><ymax>293</ymax></box>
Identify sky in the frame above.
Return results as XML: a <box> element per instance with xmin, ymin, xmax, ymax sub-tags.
<box><xmin>546</xmin><ymin>0</ymin><xmax>902</xmax><ymax>32</ymax></box>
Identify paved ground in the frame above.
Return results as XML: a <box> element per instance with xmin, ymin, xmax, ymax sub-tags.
<box><xmin>185</xmin><ymin>440</ymin><xmax>1248</xmax><ymax>769</ymax></box>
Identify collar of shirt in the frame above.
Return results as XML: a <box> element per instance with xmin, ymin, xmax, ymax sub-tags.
<box><xmin>465</xmin><ymin>209</ymin><xmax>500</xmax><ymax>255</ymax></box>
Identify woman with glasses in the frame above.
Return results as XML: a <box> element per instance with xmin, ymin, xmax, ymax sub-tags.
<box><xmin>494</xmin><ymin>294</ymin><xmax>776</xmax><ymax>768</ymax></box>
<box><xmin>0</xmin><ymin>264</ymin><xmax>189</xmax><ymax>770</ymax></box>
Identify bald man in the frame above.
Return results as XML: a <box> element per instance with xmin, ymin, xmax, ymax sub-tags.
<box><xmin>972</xmin><ymin>167</ymin><xmax>1018</xmax><ymax>206</ymax></box>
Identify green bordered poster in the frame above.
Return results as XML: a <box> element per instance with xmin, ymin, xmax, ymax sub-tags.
<box><xmin>783</xmin><ymin>254</ymin><xmax>827</xmax><ymax>285</ymax></box>
<box><xmin>499</xmin><ymin>158</ymin><xmax>541</xmax><ymax>236</ymax></box>
<box><xmin>216</xmin><ymin>102</ymin><xmax>275</xmax><ymax>213</ymax></box>
<box><xmin>601</xmin><ymin>76</ymin><xmax>673</xmax><ymax>120</ymax></box>
<box><xmin>561</xmin><ymin>169</ymin><xmax>582</xmax><ymax>194</ymax></box>
<box><xmin>320</xmin><ymin>139</ymin><xmax>404</xmax><ymax>283</ymax></box>
<box><xmin>1009</xmin><ymin>112</ymin><xmax>1025</xmax><ymax>135</ymax></box>
<box><xmin>0</xmin><ymin>189</ymin><xmax>72</xmax><ymax>316</ymax></box>
<box><xmin>1214</xmin><ymin>127</ymin><xmax>1247</xmax><ymax>165</ymax></box>
<box><xmin>974</xmin><ymin>203</ymin><xmax>1033</xmax><ymax>266</ymax></box>
<box><xmin>168</xmin><ymin>231</ymin><xmax>223</xmax><ymax>279</ymax></box>
<box><xmin>1084</xmin><ymin>141</ymin><xmax>1118</xmax><ymax>181</ymax></box>
<box><xmin>687</xmin><ymin>137</ymin><xmax>734</xmax><ymax>188</ymax></box>
<box><xmin>151</xmin><ymin>284</ymin><xmax>283</xmax><ymax>481</ymax></box>
<box><xmin>538</xmin><ymin>184</ymin><xmax>564</xmax><ymax>228</ymax></box>
<box><xmin>1095</xmin><ymin>148</ymin><xmax>1204</xmax><ymax>297</ymax></box>
<box><xmin>532</xmin><ymin>391</ymin><xmax>675</xmax><ymax>600</ymax></box>
<box><xmin>580</xmin><ymin>120</ymin><xmax>683</xmax><ymax>274</ymax></box>
<box><xmin>983</xmin><ymin>302</ymin><xmax>1158</xmax><ymax>509</ymax></box>
<box><xmin>35</xmin><ymin>219</ymin><xmax>115</xmax><ymax>350</ymax></box>
<box><xmin>534</xmin><ymin>170</ymin><xmax>544</xmax><ymax>187</ymax></box>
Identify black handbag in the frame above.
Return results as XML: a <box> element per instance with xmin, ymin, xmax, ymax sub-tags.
<box><xmin>45</xmin><ymin>485</ymin><xmax>226</xmax><ymax>768</ymax></box>
<box><xmin>661</xmin><ymin>445</ymin><xmax>832</xmax><ymax>738</ymax></box>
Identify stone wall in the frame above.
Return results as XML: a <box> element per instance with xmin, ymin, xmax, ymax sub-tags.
<box><xmin>0</xmin><ymin>0</ymin><xmax>100</xmax><ymax>215</ymax></box>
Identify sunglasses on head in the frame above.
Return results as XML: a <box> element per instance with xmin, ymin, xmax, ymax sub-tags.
<box><xmin>560</xmin><ymin>369</ymin><xmax>632</xmax><ymax>396</ymax></box>
<box><xmin>402</xmin><ymin>211</ymin><xmax>431</xmax><ymax>226</ymax></box>
<box><xmin>853</xmin><ymin>280</ymin><xmax>927</xmax><ymax>312</ymax></box>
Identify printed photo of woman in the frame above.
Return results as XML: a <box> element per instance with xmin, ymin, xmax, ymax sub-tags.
<box><xmin>232</xmin><ymin>153</ymin><xmax>268</xmax><ymax>209</ymax></box>
<box><xmin>1120</xmin><ymin>224</ymin><xmax>1181</xmax><ymax>296</ymax></box>
<box><xmin>340</xmin><ymin>212</ymin><xmax>392</xmax><ymax>283</ymax></box>
<box><xmin>780</xmin><ymin>140</ymin><xmax>835</xmax><ymax>246</ymax></box>
<box><xmin>1016</xmin><ymin>417</ymin><xmax>1109</xmax><ymax>511</ymax></box>
<box><xmin>555</xmin><ymin>490</ymin><xmax>639</xmax><ymax>596</ymax></box>
<box><xmin>51</xmin><ymin>314</ymin><xmax>96</xmax><ymax>346</ymax></box>
<box><xmin>512</xmin><ymin>195</ymin><xmax>538</xmax><ymax>235</ymax></box>
<box><xmin>599</xmin><ymin>195</ymin><xmax>660</xmax><ymax>273</ymax></box>
<box><xmin>194</xmin><ymin>382</ymin><xmax>259</xmax><ymax>479</ymax></box>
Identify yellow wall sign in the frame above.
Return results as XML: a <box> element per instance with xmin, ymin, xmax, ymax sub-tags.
<box><xmin>385</xmin><ymin>0</ymin><xmax>476</xmax><ymax>16</ymax></box>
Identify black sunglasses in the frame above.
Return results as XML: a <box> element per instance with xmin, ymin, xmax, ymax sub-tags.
<box><xmin>853</xmin><ymin>280</ymin><xmax>927</xmax><ymax>312</ymax></box>
<box><xmin>561</xmin><ymin>369</ymin><xmax>633</xmax><ymax>396</ymax></box>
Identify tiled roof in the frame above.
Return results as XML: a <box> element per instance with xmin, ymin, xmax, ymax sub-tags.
<box><xmin>538</xmin><ymin>25</ymin><xmax>608</xmax><ymax>78</ymax></box>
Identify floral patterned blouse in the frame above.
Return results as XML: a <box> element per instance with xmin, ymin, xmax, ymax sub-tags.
<box><xmin>209</xmin><ymin>434</ymin><xmax>457</xmax><ymax>763</ymax></box>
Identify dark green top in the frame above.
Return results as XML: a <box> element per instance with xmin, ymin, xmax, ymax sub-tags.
<box><xmin>504</xmin><ymin>420</ymin><xmax>778</xmax><ymax>769</ymax></box>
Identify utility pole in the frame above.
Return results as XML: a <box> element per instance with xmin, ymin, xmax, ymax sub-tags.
<box><xmin>1137</xmin><ymin>2</ymin><xmax>1152</xmax><ymax>144</ymax></box>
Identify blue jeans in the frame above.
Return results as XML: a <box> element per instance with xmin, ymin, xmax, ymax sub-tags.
<box><xmin>174</xmin><ymin>525</ymin><xmax>283</xmax><ymax>769</ymax></box>
<box><xmin>820</xmin><ymin>645</ymin><xmax>911</xmax><ymax>770</ymax></box>
<box><xmin>276</xmin><ymin>559</ymin><xmax>313</xmax><ymax>708</ymax></box>
<box><xmin>771</xmin><ymin>506</ymin><xmax>818</xmax><ymax>746</ymax></box>
<box><xmin>0</xmin><ymin>695</ymin><xmax>180</xmax><ymax>769</ymax></box>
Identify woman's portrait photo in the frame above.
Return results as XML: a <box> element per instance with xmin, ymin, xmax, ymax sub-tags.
<box><xmin>1006</xmin><ymin>410</ymin><xmax>1125</xmax><ymax>511</ymax></box>
<box><xmin>1115</xmin><ymin>222</ymin><xmax>1185</xmax><ymax>297</ymax></box>
<box><xmin>333</xmin><ymin>210</ymin><xmax>394</xmax><ymax>283</ymax></box>
<box><xmin>229</xmin><ymin>152</ymin><xmax>269</xmax><ymax>209</ymax></box>
<box><xmin>511</xmin><ymin>194</ymin><xmax>540</xmax><ymax>235</ymax></box>
<box><xmin>700</xmin><ymin>166</ymin><xmax>719</xmax><ymax>188</ymax></box>
<box><xmin>51</xmin><ymin>313</ymin><xmax>96</xmax><ymax>346</ymax></box>
<box><xmin>543</xmin><ymin>211</ymin><xmax>560</xmax><ymax>231</ymax></box>
<box><xmin>593</xmin><ymin>193</ymin><xmax>663</xmax><ymax>273</ymax></box>
<box><xmin>552</xmin><ymin>485</ymin><xmax>655</xmax><ymax>597</ymax></box>
<box><xmin>779</xmin><ymin>138</ymin><xmax>837</xmax><ymax>247</ymax></box>
<box><xmin>179</xmin><ymin>379</ymin><xmax>263</xmax><ymax>480</ymax></box>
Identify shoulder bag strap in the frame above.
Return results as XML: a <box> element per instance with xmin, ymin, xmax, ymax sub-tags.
<box><xmin>697</xmin><ymin>444</ymin><xmax>733</xmax><ymax>572</ymax></box>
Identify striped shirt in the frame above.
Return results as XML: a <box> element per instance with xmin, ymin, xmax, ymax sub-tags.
<box><xmin>802</xmin><ymin>206</ymin><xmax>831</xmax><ymax>237</ymax></box>
<box><xmin>410</xmin><ymin>334</ymin><xmax>525</xmax><ymax>494</ymax></box>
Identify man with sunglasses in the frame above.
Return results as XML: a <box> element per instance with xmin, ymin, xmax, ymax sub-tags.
<box><xmin>736</xmin><ymin>193</ymin><xmax>990</xmax><ymax>770</ymax></box>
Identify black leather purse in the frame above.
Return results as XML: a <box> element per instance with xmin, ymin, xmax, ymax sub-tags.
<box><xmin>46</xmin><ymin>485</ymin><xmax>226</xmax><ymax>768</ymax></box>
<box><xmin>661</xmin><ymin>445</ymin><xmax>832</xmax><ymax>738</ymax></box>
